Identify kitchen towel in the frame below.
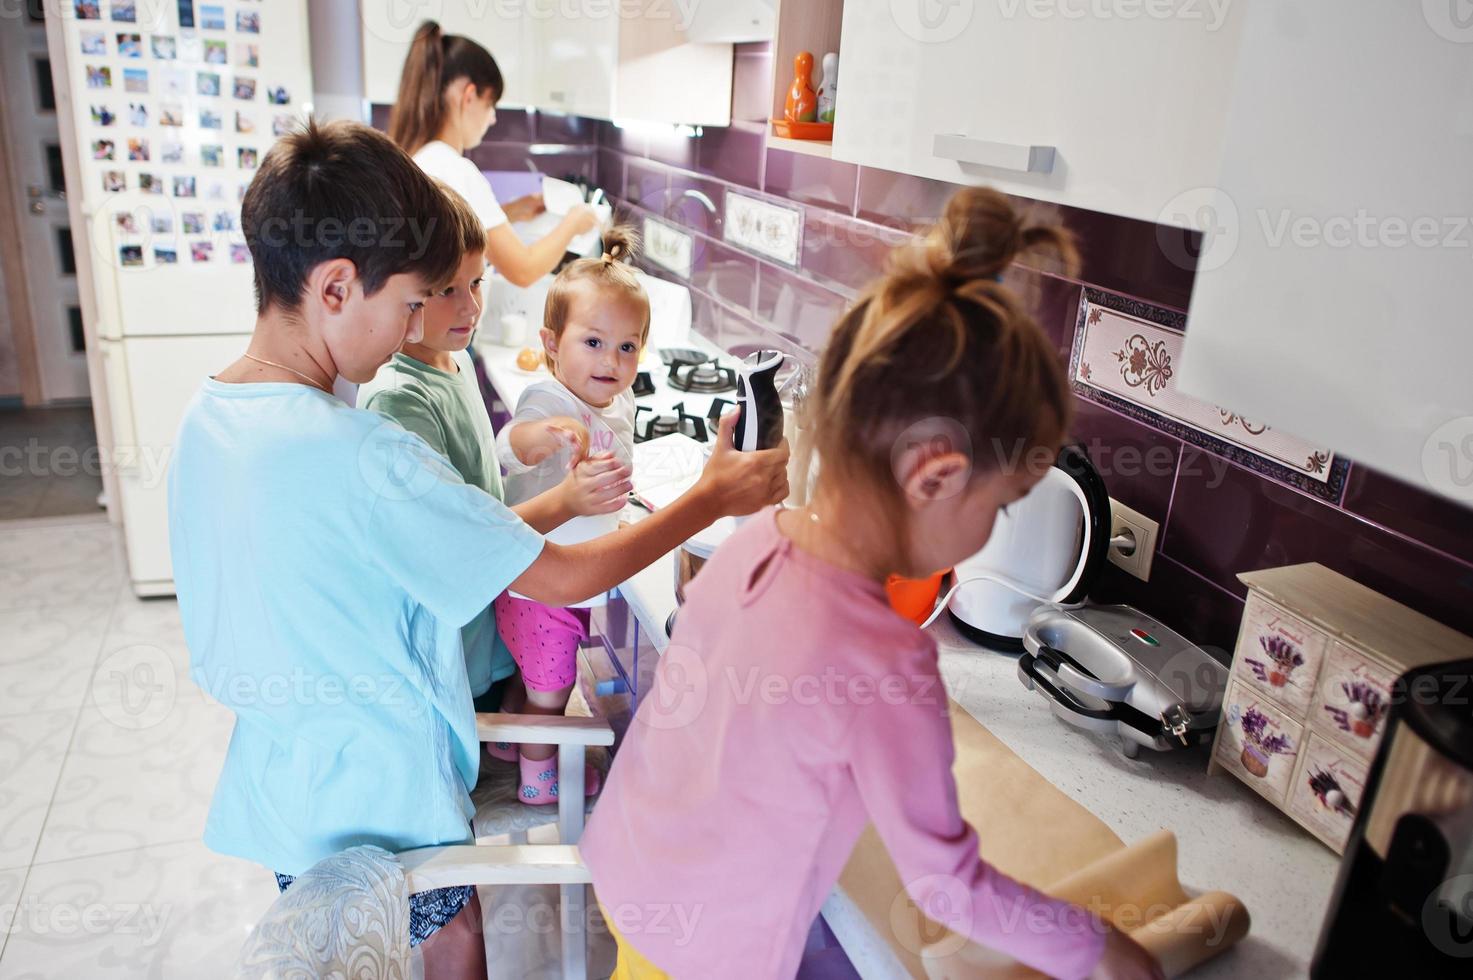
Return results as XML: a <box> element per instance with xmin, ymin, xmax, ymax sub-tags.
<box><xmin>834</xmin><ymin>701</ymin><xmax>1250</xmax><ymax>979</ymax></box>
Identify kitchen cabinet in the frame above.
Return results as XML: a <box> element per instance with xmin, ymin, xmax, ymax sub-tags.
<box><xmin>1177</xmin><ymin>1</ymin><xmax>1473</xmax><ymax>506</ymax></box>
<box><xmin>360</xmin><ymin>3</ymin><xmax>732</xmax><ymax>126</ymax></box>
<box><xmin>360</xmin><ymin>2</ymin><xmax>531</xmax><ymax>108</ymax></box>
<box><xmin>830</xmin><ymin>0</ymin><xmax>1245</xmax><ymax>223</ymax></box>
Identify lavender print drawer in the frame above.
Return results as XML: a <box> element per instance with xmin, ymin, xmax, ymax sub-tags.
<box><xmin>1312</xmin><ymin>641</ymin><xmax>1397</xmax><ymax>760</ymax></box>
<box><xmin>1286</xmin><ymin>732</ymin><xmax>1368</xmax><ymax>853</ymax></box>
<box><xmin>1231</xmin><ymin>592</ymin><xmax>1327</xmax><ymax>715</ymax></box>
<box><xmin>1215</xmin><ymin>679</ymin><xmax>1305</xmax><ymax>806</ymax></box>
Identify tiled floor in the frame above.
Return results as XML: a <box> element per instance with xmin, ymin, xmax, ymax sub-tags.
<box><xmin>0</xmin><ymin>408</ymin><xmax>105</xmax><ymax>523</ymax></box>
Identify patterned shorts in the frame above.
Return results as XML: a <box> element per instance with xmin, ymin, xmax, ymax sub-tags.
<box><xmin>274</xmin><ymin>872</ymin><xmax>475</xmax><ymax>947</ymax></box>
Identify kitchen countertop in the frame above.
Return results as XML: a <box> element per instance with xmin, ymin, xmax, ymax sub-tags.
<box><xmin>476</xmin><ymin>339</ymin><xmax>1341</xmax><ymax>979</ymax></box>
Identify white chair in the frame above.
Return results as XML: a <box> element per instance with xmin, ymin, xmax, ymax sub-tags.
<box><xmin>235</xmin><ymin>709</ymin><xmax>614</xmax><ymax>980</ymax></box>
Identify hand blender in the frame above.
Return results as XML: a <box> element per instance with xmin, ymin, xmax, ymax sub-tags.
<box><xmin>733</xmin><ymin>349</ymin><xmax>786</xmax><ymax>451</ymax></box>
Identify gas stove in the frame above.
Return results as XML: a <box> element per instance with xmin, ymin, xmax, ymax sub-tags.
<box><xmin>665</xmin><ymin>350</ymin><xmax>738</xmax><ymax>395</ymax></box>
<box><xmin>634</xmin><ymin>402</ymin><xmax>709</xmax><ymax>444</ymax></box>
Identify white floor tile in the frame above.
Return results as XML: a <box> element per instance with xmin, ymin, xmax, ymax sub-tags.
<box><xmin>0</xmin><ymin>840</ymin><xmax>276</xmax><ymax>978</ymax></box>
<box><xmin>0</xmin><ymin>604</ymin><xmax>114</xmax><ymax>719</ymax></box>
<box><xmin>0</xmin><ymin>709</ymin><xmax>78</xmax><ymax>871</ymax></box>
<box><xmin>33</xmin><ymin>695</ymin><xmax>233</xmax><ymax>865</ymax></box>
<box><xmin>0</xmin><ymin>866</ymin><xmax>25</xmax><ymax>944</ymax></box>
<box><xmin>86</xmin><ymin>589</ymin><xmax>200</xmax><ymax>714</ymax></box>
<box><xmin>0</xmin><ymin>523</ymin><xmax>125</xmax><ymax>613</ymax></box>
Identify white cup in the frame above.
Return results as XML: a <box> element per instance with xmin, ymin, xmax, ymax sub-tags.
<box><xmin>500</xmin><ymin>314</ymin><xmax>527</xmax><ymax>348</ymax></box>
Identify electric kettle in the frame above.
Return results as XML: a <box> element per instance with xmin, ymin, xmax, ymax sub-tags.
<box><xmin>945</xmin><ymin>444</ymin><xmax>1112</xmax><ymax>652</ymax></box>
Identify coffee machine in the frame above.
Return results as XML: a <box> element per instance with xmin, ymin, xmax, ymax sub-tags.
<box><xmin>1312</xmin><ymin>657</ymin><xmax>1473</xmax><ymax>974</ymax></box>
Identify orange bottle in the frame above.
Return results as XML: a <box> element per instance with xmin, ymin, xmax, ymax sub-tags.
<box><xmin>785</xmin><ymin>51</ymin><xmax>818</xmax><ymax>124</ymax></box>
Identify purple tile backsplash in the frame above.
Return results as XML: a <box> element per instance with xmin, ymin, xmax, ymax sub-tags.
<box><xmin>371</xmin><ymin>74</ymin><xmax>1473</xmax><ymax>655</ymax></box>
<box><xmin>1165</xmin><ymin>449</ymin><xmax>1473</xmax><ymax>637</ymax></box>
<box><xmin>764</xmin><ymin>148</ymin><xmax>859</xmax><ymax>214</ymax></box>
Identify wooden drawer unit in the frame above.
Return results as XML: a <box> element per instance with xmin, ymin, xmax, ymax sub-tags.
<box><xmin>1231</xmin><ymin>592</ymin><xmax>1328</xmax><ymax>715</ymax></box>
<box><xmin>1214</xmin><ymin>679</ymin><xmax>1304</xmax><ymax>806</ymax></box>
<box><xmin>1286</xmin><ymin>732</ymin><xmax>1370</xmax><ymax>853</ymax></box>
<box><xmin>1210</xmin><ymin>563</ymin><xmax>1473</xmax><ymax>852</ymax></box>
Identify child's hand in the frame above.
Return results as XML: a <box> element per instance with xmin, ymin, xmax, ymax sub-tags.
<box><xmin>514</xmin><ymin>416</ymin><xmax>589</xmax><ymax>467</ymax></box>
<box><xmin>1089</xmin><ymin>927</ymin><xmax>1164</xmax><ymax>980</ymax></box>
<box><xmin>695</xmin><ymin>411</ymin><xmax>790</xmax><ymax>516</ymax></box>
<box><xmin>559</xmin><ymin>452</ymin><xmax>633</xmax><ymax>516</ymax></box>
<box><xmin>545</xmin><ymin>417</ymin><xmax>590</xmax><ymax>462</ymax></box>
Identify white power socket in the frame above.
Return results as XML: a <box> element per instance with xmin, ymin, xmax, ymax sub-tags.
<box><xmin>1107</xmin><ymin>498</ymin><xmax>1160</xmax><ymax>581</ymax></box>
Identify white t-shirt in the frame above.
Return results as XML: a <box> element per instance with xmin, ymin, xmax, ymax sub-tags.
<box><xmin>496</xmin><ymin>376</ymin><xmax>635</xmax><ymax>548</ymax></box>
<box><xmin>412</xmin><ymin>140</ymin><xmax>508</xmax><ymax>231</ymax></box>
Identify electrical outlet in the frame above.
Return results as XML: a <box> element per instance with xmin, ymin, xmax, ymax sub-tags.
<box><xmin>723</xmin><ymin>191</ymin><xmax>802</xmax><ymax>266</ymax></box>
<box><xmin>642</xmin><ymin>217</ymin><xmax>693</xmax><ymax>278</ymax></box>
<box><xmin>1107</xmin><ymin>498</ymin><xmax>1159</xmax><ymax>581</ymax></box>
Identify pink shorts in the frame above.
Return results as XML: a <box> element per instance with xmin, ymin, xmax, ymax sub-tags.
<box><xmin>493</xmin><ymin>594</ymin><xmax>590</xmax><ymax>692</ymax></box>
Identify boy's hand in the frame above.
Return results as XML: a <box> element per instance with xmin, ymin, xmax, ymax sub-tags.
<box><xmin>1089</xmin><ymin>926</ymin><xmax>1165</xmax><ymax>980</ymax></box>
<box><xmin>559</xmin><ymin>453</ymin><xmax>633</xmax><ymax>517</ymax></box>
<box><xmin>695</xmin><ymin>411</ymin><xmax>789</xmax><ymax>517</ymax></box>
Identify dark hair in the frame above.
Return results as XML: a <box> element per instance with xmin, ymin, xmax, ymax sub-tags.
<box><xmin>240</xmin><ymin>118</ymin><xmax>463</xmax><ymax>314</ymax></box>
<box><xmin>809</xmin><ymin>187</ymin><xmax>1079</xmax><ymax>543</ymax></box>
<box><xmin>388</xmin><ymin>20</ymin><xmax>504</xmax><ymax>155</ymax></box>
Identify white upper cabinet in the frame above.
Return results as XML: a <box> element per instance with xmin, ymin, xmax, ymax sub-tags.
<box><xmin>831</xmin><ymin>0</ymin><xmax>1246</xmax><ymax>223</ymax></box>
<box><xmin>1178</xmin><ymin>2</ymin><xmax>1473</xmax><ymax>507</ymax></box>
<box><xmin>526</xmin><ymin>11</ymin><xmax>618</xmax><ymax>119</ymax></box>
<box><xmin>360</xmin><ymin>3</ymin><xmax>731</xmax><ymax>126</ymax></box>
<box><xmin>361</xmin><ymin>2</ymin><xmax>531</xmax><ymax>108</ymax></box>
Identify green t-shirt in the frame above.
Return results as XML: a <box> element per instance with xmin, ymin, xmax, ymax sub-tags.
<box><xmin>363</xmin><ymin>350</ymin><xmax>516</xmax><ymax>696</ymax></box>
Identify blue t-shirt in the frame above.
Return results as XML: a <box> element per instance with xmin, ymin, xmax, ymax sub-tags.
<box><xmin>167</xmin><ymin>379</ymin><xmax>544</xmax><ymax>874</ymax></box>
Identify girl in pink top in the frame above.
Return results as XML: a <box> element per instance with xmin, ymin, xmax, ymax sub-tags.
<box><xmin>580</xmin><ymin>187</ymin><xmax>1163</xmax><ymax>980</ymax></box>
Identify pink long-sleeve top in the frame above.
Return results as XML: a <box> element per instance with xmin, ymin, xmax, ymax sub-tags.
<box><xmin>581</xmin><ymin>507</ymin><xmax>1107</xmax><ymax>979</ymax></box>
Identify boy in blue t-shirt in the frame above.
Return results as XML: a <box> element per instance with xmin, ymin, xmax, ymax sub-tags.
<box><xmin>168</xmin><ymin>119</ymin><xmax>787</xmax><ymax>977</ymax></box>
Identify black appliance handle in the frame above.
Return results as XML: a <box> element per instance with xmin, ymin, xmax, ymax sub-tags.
<box><xmin>1020</xmin><ymin>652</ymin><xmax>1197</xmax><ymax>744</ymax></box>
<box><xmin>1053</xmin><ymin>444</ymin><xmax>1114</xmax><ymax>605</ymax></box>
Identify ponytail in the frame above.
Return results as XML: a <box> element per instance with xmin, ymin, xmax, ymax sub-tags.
<box><xmin>807</xmin><ymin>186</ymin><xmax>1078</xmax><ymax>547</ymax></box>
<box><xmin>387</xmin><ymin>21</ymin><xmax>504</xmax><ymax>155</ymax></box>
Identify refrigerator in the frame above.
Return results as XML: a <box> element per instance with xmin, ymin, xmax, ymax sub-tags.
<box><xmin>55</xmin><ymin>0</ymin><xmax>315</xmax><ymax>595</ymax></box>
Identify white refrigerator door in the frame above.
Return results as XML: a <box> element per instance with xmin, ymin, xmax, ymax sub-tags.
<box><xmin>56</xmin><ymin>1</ymin><xmax>313</xmax><ymax>339</ymax></box>
<box><xmin>100</xmin><ymin>334</ymin><xmax>248</xmax><ymax>594</ymax></box>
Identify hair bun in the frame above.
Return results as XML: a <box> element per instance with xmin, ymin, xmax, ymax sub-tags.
<box><xmin>601</xmin><ymin>223</ymin><xmax>640</xmax><ymax>264</ymax></box>
<box><xmin>925</xmin><ymin>186</ymin><xmax>1078</xmax><ymax>285</ymax></box>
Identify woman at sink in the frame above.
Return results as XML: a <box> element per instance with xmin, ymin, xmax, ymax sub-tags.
<box><xmin>389</xmin><ymin>20</ymin><xmax>601</xmax><ymax>287</ymax></box>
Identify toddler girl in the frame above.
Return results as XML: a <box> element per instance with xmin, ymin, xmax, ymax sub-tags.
<box><xmin>580</xmin><ymin>189</ymin><xmax>1162</xmax><ymax>979</ymax></box>
<box><xmin>495</xmin><ymin>227</ymin><xmax>646</xmax><ymax>803</ymax></box>
<box><xmin>363</xmin><ymin>185</ymin><xmax>633</xmax><ymax>728</ymax></box>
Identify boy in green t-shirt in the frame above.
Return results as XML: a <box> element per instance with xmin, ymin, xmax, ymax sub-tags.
<box><xmin>362</xmin><ymin>188</ymin><xmax>628</xmax><ymax>721</ymax></box>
